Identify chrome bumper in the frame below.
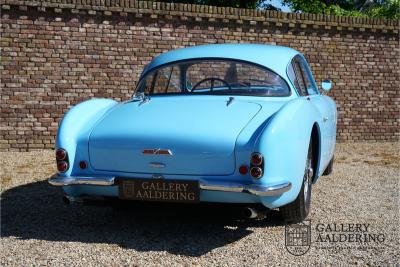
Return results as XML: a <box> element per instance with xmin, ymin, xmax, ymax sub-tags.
<box><xmin>199</xmin><ymin>180</ymin><xmax>291</xmax><ymax>196</ymax></box>
<box><xmin>48</xmin><ymin>175</ymin><xmax>291</xmax><ymax>197</ymax></box>
<box><xmin>49</xmin><ymin>175</ymin><xmax>115</xmax><ymax>186</ymax></box>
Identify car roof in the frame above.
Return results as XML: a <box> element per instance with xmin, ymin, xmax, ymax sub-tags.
<box><xmin>142</xmin><ymin>44</ymin><xmax>300</xmax><ymax>78</ymax></box>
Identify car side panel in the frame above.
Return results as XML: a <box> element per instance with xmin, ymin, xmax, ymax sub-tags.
<box><xmin>253</xmin><ymin>97</ymin><xmax>323</xmax><ymax>208</ymax></box>
<box><xmin>325</xmin><ymin>96</ymin><xmax>337</xmax><ymax>162</ymax></box>
<box><xmin>288</xmin><ymin>54</ymin><xmax>337</xmax><ymax>177</ymax></box>
<box><xmin>309</xmin><ymin>94</ymin><xmax>337</xmax><ymax>177</ymax></box>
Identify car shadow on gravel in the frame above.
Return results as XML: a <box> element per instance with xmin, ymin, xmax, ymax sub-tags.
<box><xmin>1</xmin><ymin>180</ymin><xmax>285</xmax><ymax>257</ymax></box>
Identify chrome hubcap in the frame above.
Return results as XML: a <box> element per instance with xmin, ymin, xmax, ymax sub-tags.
<box><xmin>303</xmin><ymin>159</ymin><xmax>313</xmax><ymax>201</ymax></box>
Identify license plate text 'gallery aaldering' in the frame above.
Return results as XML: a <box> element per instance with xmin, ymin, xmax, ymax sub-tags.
<box><xmin>119</xmin><ymin>179</ymin><xmax>200</xmax><ymax>203</ymax></box>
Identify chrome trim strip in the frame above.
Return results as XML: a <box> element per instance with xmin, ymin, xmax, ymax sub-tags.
<box><xmin>48</xmin><ymin>175</ymin><xmax>291</xmax><ymax>196</ymax></box>
<box><xmin>142</xmin><ymin>149</ymin><xmax>173</xmax><ymax>155</ymax></box>
<box><xmin>149</xmin><ymin>162</ymin><xmax>166</xmax><ymax>168</ymax></box>
<box><xmin>48</xmin><ymin>174</ymin><xmax>115</xmax><ymax>186</ymax></box>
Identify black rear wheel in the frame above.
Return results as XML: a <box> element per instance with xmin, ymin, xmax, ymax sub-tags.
<box><xmin>280</xmin><ymin>139</ymin><xmax>313</xmax><ymax>223</ymax></box>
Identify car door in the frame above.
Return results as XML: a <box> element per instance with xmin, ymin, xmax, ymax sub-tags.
<box><xmin>289</xmin><ymin>55</ymin><xmax>334</xmax><ymax>172</ymax></box>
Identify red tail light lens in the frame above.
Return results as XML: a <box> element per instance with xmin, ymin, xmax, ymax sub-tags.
<box><xmin>56</xmin><ymin>148</ymin><xmax>69</xmax><ymax>173</ymax></box>
<box><xmin>239</xmin><ymin>165</ymin><xmax>248</xmax><ymax>175</ymax></box>
<box><xmin>79</xmin><ymin>161</ymin><xmax>87</xmax><ymax>169</ymax></box>
<box><xmin>57</xmin><ymin>161</ymin><xmax>68</xmax><ymax>172</ymax></box>
<box><xmin>250</xmin><ymin>152</ymin><xmax>264</xmax><ymax>179</ymax></box>
<box><xmin>250</xmin><ymin>167</ymin><xmax>263</xmax><ymax>179</ymax></box>
<box><xmin>250</xmin><ymin>153</ymin><xmax>263</xmax><ymax>166</ymax></box>
<box><xmin>56</xmin><ymin>149</ymin><xmax>67</xmax><ymax>161</ymax></box>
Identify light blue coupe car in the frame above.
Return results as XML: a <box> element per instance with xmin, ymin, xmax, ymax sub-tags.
<box><xmin>49</xmin><ymin>44</ymin><xmax>336</xmax><ymax>223</ymax></box>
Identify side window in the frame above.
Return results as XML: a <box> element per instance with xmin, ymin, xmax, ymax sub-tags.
<box><xmin>288</xmin><ymin>56</ymin><xmax>319</xmax><ymax>96</ymax></box>
<box><xmin>292</xmin><ymin>60</ymin><xmax>308</xmax><ymax>96</ymax></box>
<box><xmin>287</xmin><ymin>63</ymin><xmax>300</xmax><ymax>93</ymax></box>
<box><xmin>298</xmin><ymin>58</ymin><xmax>318</xmax><ymax>95</ymax></box>
<box><xmin>152</xmin><ymin>66</ymin><xmax>181</xmax><ymax>94</ymax></box>
<box><xmin>143</xmin><ymin>72</ymin><xmax>154</xmax><ymax>93</ymax></box>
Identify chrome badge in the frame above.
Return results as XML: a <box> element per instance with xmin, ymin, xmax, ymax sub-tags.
<box><xmin>149</xmin><ymin>162</ymin><xmax>166</xmax><ymax>168</ymax></box>
<box><xmin>142</xmin><ymin>149</ymin><xmax>173</xmax><ymax>155</ymax></box>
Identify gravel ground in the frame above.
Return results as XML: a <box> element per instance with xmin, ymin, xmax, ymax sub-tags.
<box><xmin>1</xmin><ymin>143</ymin><xmax>399</xmax><ymax>266</ymax></box>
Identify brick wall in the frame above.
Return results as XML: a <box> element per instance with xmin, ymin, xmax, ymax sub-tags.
<box><xmin>0</xmin><ymin>0</ymin><xmax>399</xmax><ymax>151</ymax></box>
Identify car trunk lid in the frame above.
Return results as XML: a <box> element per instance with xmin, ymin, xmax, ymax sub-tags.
<box><xmin>88</xmin><ymin>96</ymin><xmax>261</xmax><ymax>175</ymax></box>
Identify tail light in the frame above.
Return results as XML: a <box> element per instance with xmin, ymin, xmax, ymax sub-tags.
<box><xmin>250</xmin><ymin>153</ymin><xmax>263</xmax><ymax>166</ymax></box>
<box><xmin>250</xmin><ymin>167</ymin><xmax>263</xmax><ymax>179</ymax></box>
<box><xmin>56</xmin><ymin>148</ymin><xmax>69</xmax><ymax>173</ymax></box>
<box><xmin>57</xmin><ymin>161</ymin><xmax>68</xmax><ymax>172</ymax></box>
<box><xmin>250</xmin><ymin>152</ymin><xmax>264</xmax><ymax>179</ymax></box>
<box><xmin>56</xmin><ymin>149</ymin><xmax>67</xmax><ymax>161</ymax></box>
<box><xmin>79</xmin><ymin>160</ymin><xmax>87</xmax><ymax>169</ymax></box>
<box><xmin>239</xmin><ymin>165</ymin><xmax>248</xmax><ymax>175</ymax></box>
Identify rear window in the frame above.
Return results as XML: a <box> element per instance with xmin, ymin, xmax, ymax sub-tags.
<box><xmin>136</xmin><ymin>59</ymin><xmax>290</xmax><ymax>97</ymax></box>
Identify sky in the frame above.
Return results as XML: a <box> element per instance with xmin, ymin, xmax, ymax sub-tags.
<box><xmin>268</xmin><ymin>0</ymin><xmax>292</xmax><ymax>12</ymax></box>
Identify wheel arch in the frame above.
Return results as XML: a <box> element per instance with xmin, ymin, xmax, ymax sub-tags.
<box><xmin>310</xmin><ymin>122</ymin><xmax>321</xmax><ymax>183</ymax></box>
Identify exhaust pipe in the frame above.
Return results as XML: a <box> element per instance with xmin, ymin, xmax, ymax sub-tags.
<box><xmin>242</xmin><ymin>207</ymin><xmax>267</xmax><ymax>219</ymax></box>
<box><xmin>243</xmin><ymin>207</ymin><xmax>258</xmax><ymax>219</ymax></box>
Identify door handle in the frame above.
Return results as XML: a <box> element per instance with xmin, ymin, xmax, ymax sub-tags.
<box><xmin>323</xmin><ymin>117</ymin><xmax>329</xmax><ymax>122</ymax></box>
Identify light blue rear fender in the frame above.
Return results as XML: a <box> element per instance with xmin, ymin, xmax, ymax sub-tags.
<box><xmin>56</xmin><ymin>98</ymin><xmax>118</xmax><ymax>177</ymax></box>
<box><xmin>254</xmin><ymin>98</ymin><xmax>320</xmax><ymax>208</ymax></box>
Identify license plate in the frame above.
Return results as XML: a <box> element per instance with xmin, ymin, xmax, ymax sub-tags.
<box><xmin>118</xmin><ymin>178</ymin><xmax>200</xmax><ymax>203</ymax></box>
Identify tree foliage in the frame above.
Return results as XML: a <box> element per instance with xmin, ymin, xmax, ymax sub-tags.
<box><xmin>281</xmin><ymin>0</ymin><xmax>399</xmax><ymax>19</ymax></box>
<box><xmin>153</xmin><ymin>0</ymin><xmax>399</xmax><ymax>19</ymax></box>
<box><xmin>154</xmin><ymin>0</ymin><xmax>260</xmax><ymax>9</ymax></box>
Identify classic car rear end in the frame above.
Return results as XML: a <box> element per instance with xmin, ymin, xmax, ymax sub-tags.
<box><xmin>49</xmin><ymin>44</ymin><xmax>336</xmax><ymax>223</ymax></box>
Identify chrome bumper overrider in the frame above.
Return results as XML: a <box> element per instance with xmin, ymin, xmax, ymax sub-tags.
<box><xmin>48</xmin><ymin>175</ymin><xmax>291</xmax><ymax>197</ymax></box>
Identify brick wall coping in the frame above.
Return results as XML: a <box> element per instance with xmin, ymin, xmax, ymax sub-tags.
<box><xmin>1</xmin><ymin>0</ymin><xmax>399</xmax><ymax>33</ymax></box>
